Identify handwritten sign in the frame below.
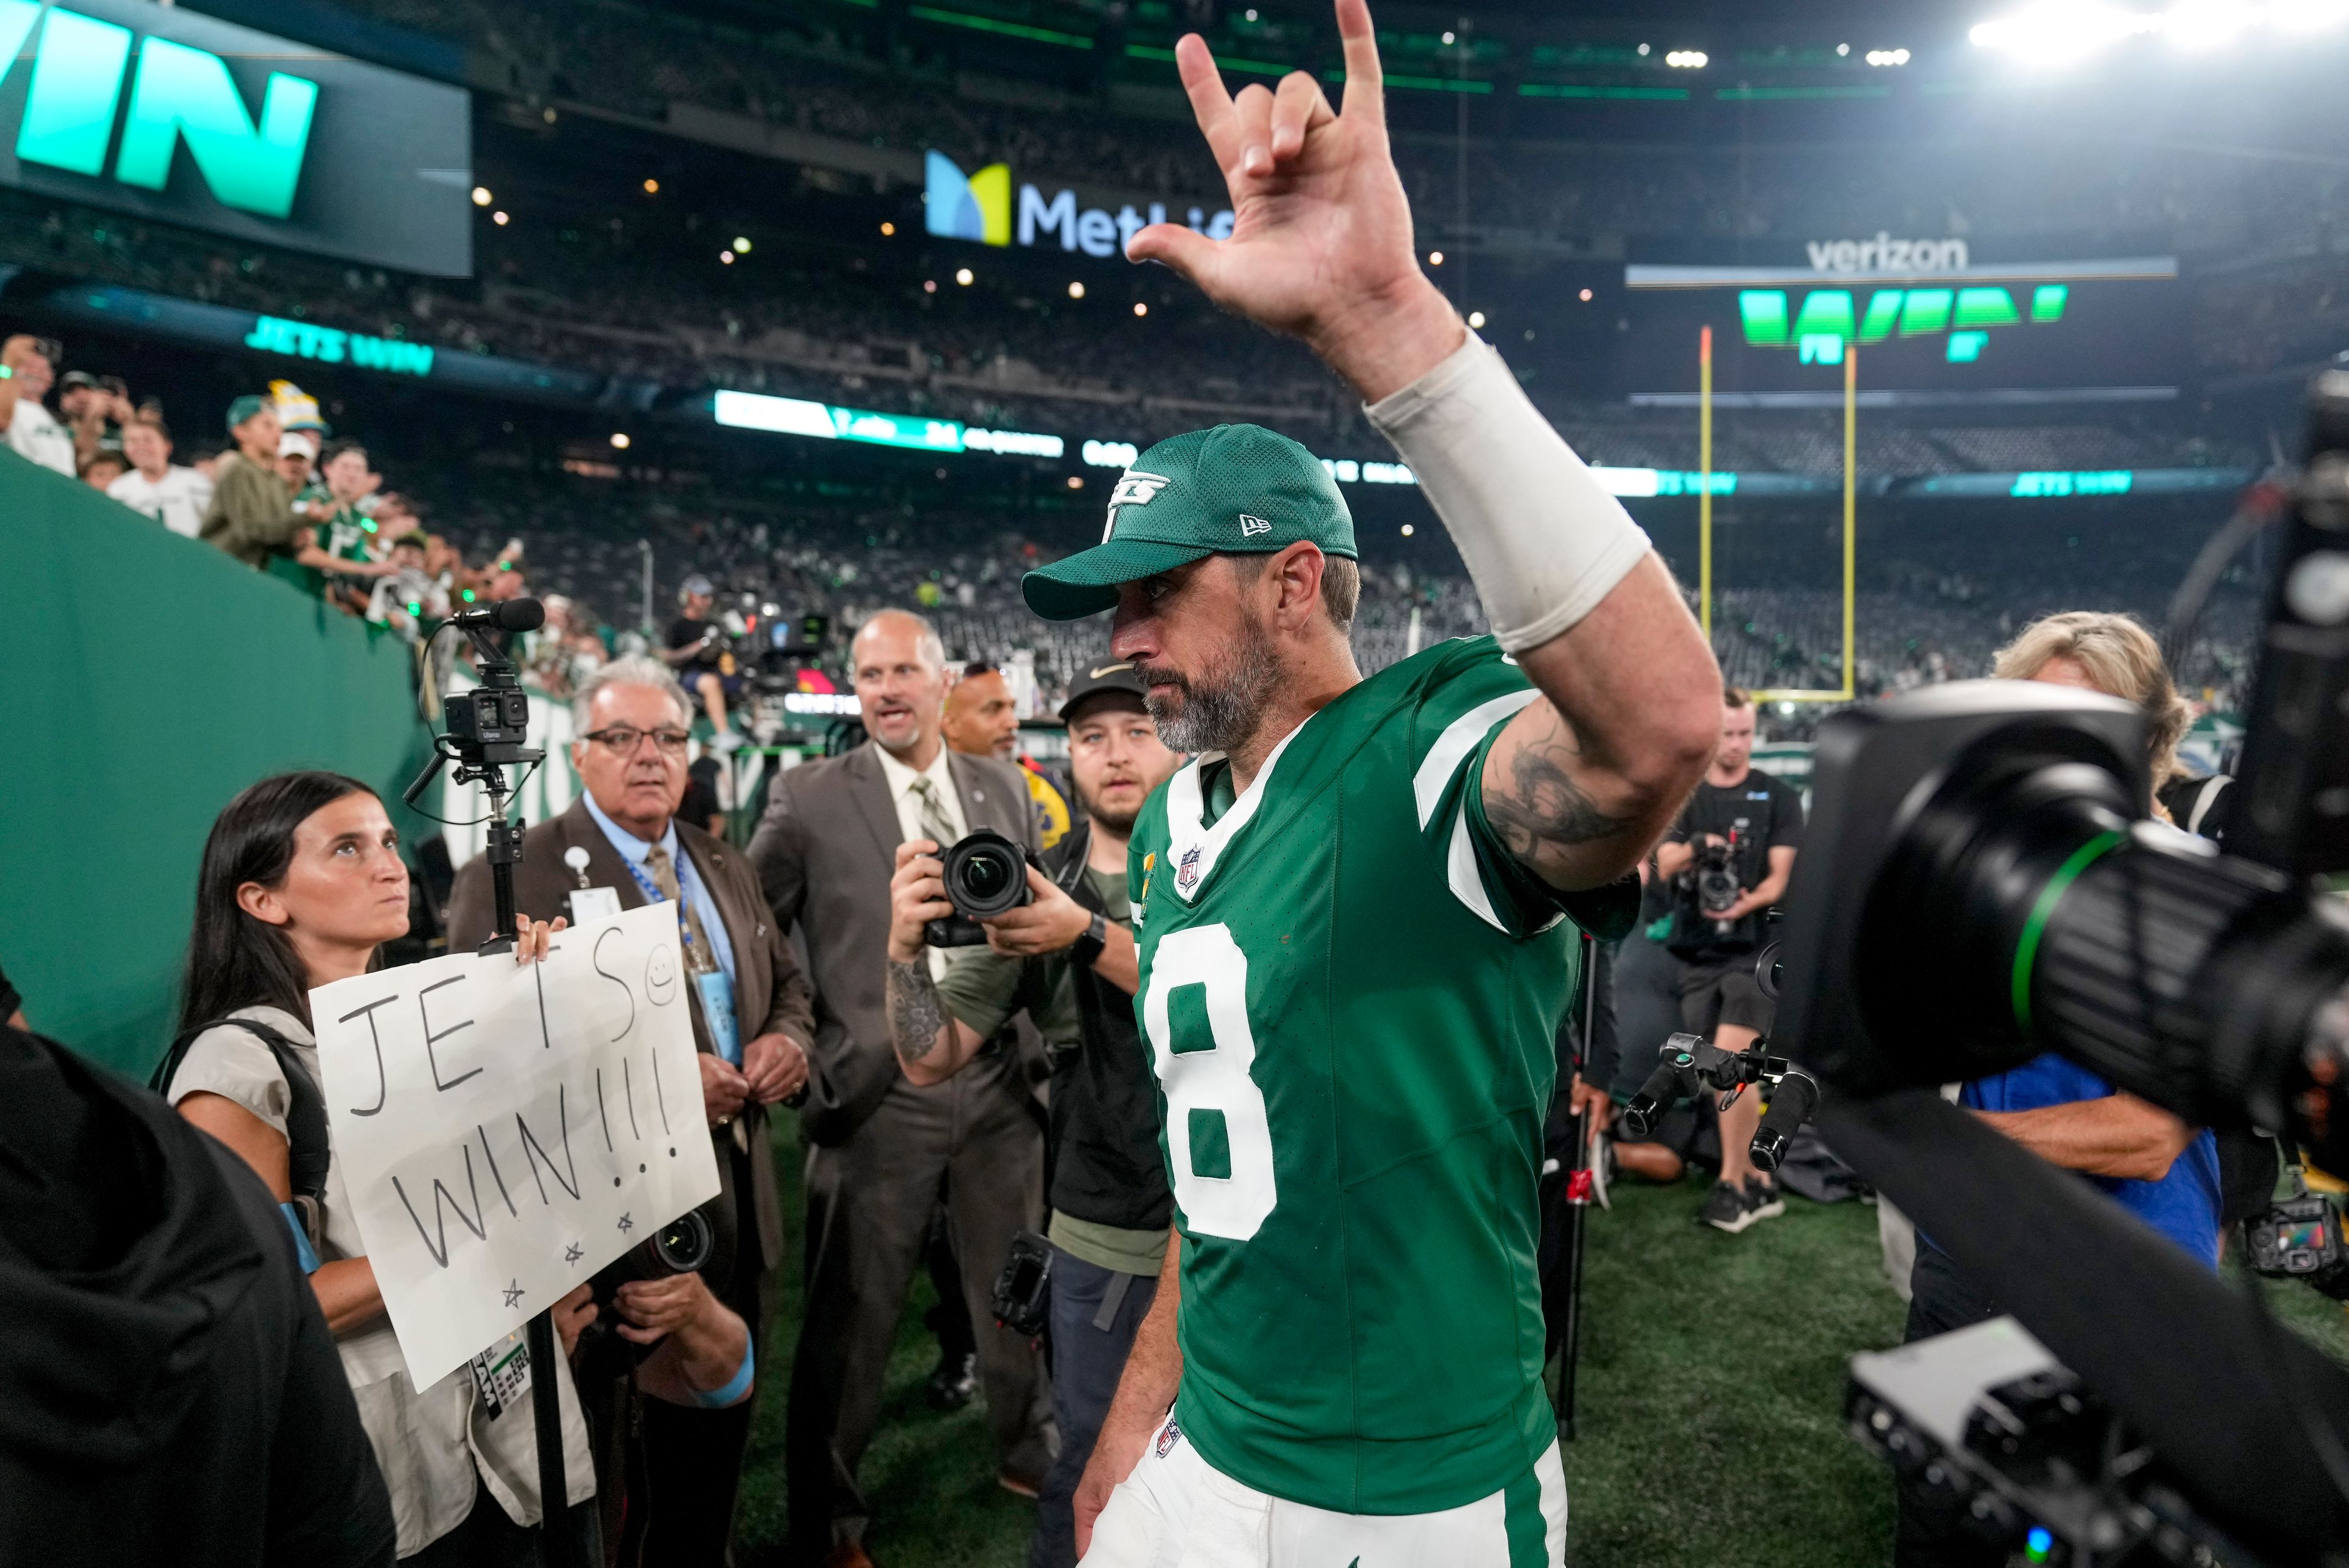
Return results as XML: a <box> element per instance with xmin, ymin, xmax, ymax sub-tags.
<box><xmin>311</xmin><ymin>903</ymin><xmax>719</xmax><ymax>1388</ymax></box>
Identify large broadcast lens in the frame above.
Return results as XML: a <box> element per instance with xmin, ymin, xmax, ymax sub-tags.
<box><xmin>1852</xmin><ymin>723</ymin><xmax>2349</xmax><ymax>1157</ymax></box>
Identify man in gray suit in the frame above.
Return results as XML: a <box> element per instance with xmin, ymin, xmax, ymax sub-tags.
<box><xmin>750</xmin><ymin>609</ymin><xmax>1053</xmax><ymax>1568</ymax></box>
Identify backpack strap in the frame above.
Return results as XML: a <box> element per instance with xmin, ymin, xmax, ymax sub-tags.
<box><xmin>152</xmin><ymin>1017</ymin><xmax>330</xmax><ymax>1210</ymax></box>
<box><xmin>2187</xmin><ymin>774</ymin><xmax>2233</xmax><ymax>837</ymax></box>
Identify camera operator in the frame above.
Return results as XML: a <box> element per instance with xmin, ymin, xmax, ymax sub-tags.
<box><xmin>1891</xmin><ymin>612</ymin><xmax>2223</xmax><ymax>1568</ymax></box>
<box><xmin>663</xmin><ymin>575</ymin><xmax>746</xmax><ymax>752</ymax></box>
<box><xmin>448</xmin><ymin>657</ymin><xmax>814</xmax><ymax>1568</ymax></box>
<box><xmin>159</xmin><ymin>771</ymin><xmax>599</xmax><ymax>1563</ymax></box>
<box><xmin>1648</xmin><ymin>686</ymin><xmax>1803</xmax><ymax>1232</ymax></box>
<box><xmin>883</xmin><ymin>662</ymin><xmax>1178</xmax><ymax>1568</ymax></box>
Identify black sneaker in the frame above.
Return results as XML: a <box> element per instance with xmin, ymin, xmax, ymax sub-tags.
<box><xmin>1699</xmin><ymin>1178</ymin><xmax>1785</xmax><ymax>1233</ymax></box>
<box><xmin>1697</xmin><ymin>1180</ymin><xmax>1748</xmax><ymax>1231</ymax></box>
<box><xmin>927</xmin><ymin>1351</ymin><xmax>978</xmax><ymax>1410</ymax></box>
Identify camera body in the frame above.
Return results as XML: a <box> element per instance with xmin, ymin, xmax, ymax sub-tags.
<box><xmin>992</xmin><ymin>1230</ymin><xmax>1053</xmax><ymax>1339</ymax></box>
<box><xmin>924</xmin><ymin>829</ymin><xmax>1036</xmax><ymax>948</ymax></box>
<box><xmin>2243</xmin><ymin>1192</ymin><xmax>2349</xmax><ymax>1299</ymax></box>
<box><xmin>1692</xmin><ymin>833</ymin><xmax>1743</xmax><ymax>922</ymax></box>
<box><xmin>443</xmin><ymin>685</ymin><xmax>535</xmax><ymax>765</ymax></box>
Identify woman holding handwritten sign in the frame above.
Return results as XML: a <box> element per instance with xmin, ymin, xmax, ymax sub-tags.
<box><xmin>160</xmin><ymin>771</ymin><xmax>601</xmax><ymax>1564</ymax></box>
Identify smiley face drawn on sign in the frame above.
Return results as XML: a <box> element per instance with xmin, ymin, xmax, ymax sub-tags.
<box><xmin>645</xmin><ymin>944</ymin><xmax>680</xmax><ymax>1006</ymax></box>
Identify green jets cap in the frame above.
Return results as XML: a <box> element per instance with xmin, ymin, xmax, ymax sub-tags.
<box><xmin>1022</xmin><ymin>423</ymin><xmax>1357</xmax><ymax>620</ymax></box>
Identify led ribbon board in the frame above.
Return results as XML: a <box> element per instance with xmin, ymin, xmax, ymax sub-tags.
<box><xmin>0</xmin><ymin>0</ymin><xmax>472</xmax><ymax>275</ymax></box>
<box><xmin>1619</xmin><ymin>254</ymin><xmax>2181</xmax><ymax>397</ymax></box>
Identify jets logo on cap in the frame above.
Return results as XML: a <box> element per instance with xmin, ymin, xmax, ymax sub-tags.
<box><xmin>1238</xmin><ymin>515</ymin><xmax>1271</xmax><ymax>537</ymax></box>
<box><xmin>1102</xmin><ymin>470</ymin><xmax>1173</xmax><ymax>541</ymax></box>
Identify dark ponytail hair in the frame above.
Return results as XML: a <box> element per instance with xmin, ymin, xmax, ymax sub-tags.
<box><xmin>179</xmin><ymin>771</ymin><xmax>382</xmax><ymax>1033</ymax></box>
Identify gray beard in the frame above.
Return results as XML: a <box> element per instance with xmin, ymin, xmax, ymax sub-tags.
<box><xmin>1141</xmin><ymin>620</ymin><xmax>1280</xmax><ymax>756</ymax></box>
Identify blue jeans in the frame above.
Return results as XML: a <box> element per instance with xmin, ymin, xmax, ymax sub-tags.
<box><xmin>1029</xmin><ymin>1244</ymin><xmax>1159</xmax><ymax>1568</ymax></box>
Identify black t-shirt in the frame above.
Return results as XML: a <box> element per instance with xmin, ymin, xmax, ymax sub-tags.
<box><xmin>1666</xmin><ymin>768</ymin><xmax>1805</xmax><ymax>959</ymax></box>
<box><xmin>680</xmin><ymin>754</ymin><xmax>724</xmax><ymax>834</ymax></box>
<box><xmin>666</xmin><ymin>615</ymin><xmax>724</xmax><ymax>674</ymax></box>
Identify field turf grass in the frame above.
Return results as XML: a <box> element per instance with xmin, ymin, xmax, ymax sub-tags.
<box><xmin>730</xmin><ymin>1118</ymin><xmax>2349</xmax><ymax>1566</ymax></box>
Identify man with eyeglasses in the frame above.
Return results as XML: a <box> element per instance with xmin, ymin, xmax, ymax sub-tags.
<box><xmin>448</xmin><ymin>655</ymin><xmax>814</xmax><ymax>1567</ymax></box>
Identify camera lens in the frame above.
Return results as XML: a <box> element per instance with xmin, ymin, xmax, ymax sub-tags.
<box><xmin>960</xmin><ymin>849</ymin><xmax>1013</xmax><ymax>901</ymax></box>
<box><xmin>651</xmin><ymin>1208</ymin><xmax>714</xmax><ymax>1274</ymax></box>
<box><xmin>940</xmin><ymin>830</ymin><xmax>1034</xmax><ymax>921</ymax></box>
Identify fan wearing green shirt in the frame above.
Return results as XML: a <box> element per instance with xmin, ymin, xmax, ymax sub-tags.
<box><xmin>1014</xmin><ymin>3</ymin><xmax>1723</xmax><ymax>1562</ymax></box>
<box><xmin>885</xmin><ymin>660</ymin><xmax>1184</xmax><ymax>1568</ymax></box>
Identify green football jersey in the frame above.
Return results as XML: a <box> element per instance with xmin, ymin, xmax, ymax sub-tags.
<box><xmin>1128</xmin><ymin>634</ymin><xmax>1636</xmax><ymax>1516</ymax></box>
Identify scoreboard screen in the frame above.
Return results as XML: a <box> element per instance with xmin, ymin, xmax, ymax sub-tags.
<box><xmin>1615</xmin><ymin>254</ymin><xmax>2183</xmax><ymax>401</ymax></box>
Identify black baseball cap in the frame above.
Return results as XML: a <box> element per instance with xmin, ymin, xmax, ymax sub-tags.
<box><xmin>1058</xmin><ymin>659</ymin><xmax>1149</xmax><ymax>724</ymax></box>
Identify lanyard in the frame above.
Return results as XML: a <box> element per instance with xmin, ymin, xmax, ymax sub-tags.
<box><xmin>620</xmin><ymin>850</ymin><xmax>708</xmax><ymax>960</ymax></box>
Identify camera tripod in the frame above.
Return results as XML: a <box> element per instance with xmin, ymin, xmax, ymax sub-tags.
<box><xmin>403</xmin><ymin>604</ymin><xmax>579</xmax><ymax>1568</ymax></box>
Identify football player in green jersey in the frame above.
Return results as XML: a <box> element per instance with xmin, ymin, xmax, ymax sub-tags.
<box><xmin>1019</xmin><ymin>4</ymin><xmax>1723</xmax><ymax>1563</ymax></box>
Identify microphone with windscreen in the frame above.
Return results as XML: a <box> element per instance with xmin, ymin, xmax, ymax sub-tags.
<box><xmin>449</xmin><ymin>598</ymin><xmax>544</xmax><ymax>633</ymax></box>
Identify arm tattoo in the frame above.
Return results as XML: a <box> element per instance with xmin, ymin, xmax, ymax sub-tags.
<box><xmin>1485</xmin><ymin>714</ymin><xmax>1633</xmax><ymax>868</ymax></box>
<box><xmin>886</xmin><ymin>959</ymin><xmax>951</xmax><ymax>1068</ymax></box>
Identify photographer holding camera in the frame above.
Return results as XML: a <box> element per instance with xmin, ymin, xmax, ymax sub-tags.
<box><xmin>1649</xmin><ymin>686</ymin><xmax>1803</xmax><ymax>1233</ymax></box>
<box><xmin>883</xmin><ymin>661</ymin><xmax>1179</xmax><ymax>1568</ymax></box>
<box><xmin>748</xmin><ymin>609</ymin><xmax>1053</xmax><ymax>1566</ymax></box>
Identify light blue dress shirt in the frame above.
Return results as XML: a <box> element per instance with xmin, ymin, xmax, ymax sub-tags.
<box><xmin>580</xmin><ymin>792</ymin><xmax>741</xmax><ymax>1001</ymax></box>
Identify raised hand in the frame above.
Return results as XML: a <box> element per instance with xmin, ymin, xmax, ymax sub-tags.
<box><xmin>1124</xmin><ymin>0</ymin><xmax>1463</xmax><ymax>402</ymax></box>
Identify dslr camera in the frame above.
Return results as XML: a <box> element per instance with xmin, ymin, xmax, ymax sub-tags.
<box><xmin>1691</xmin><ymin>833</ymin><xmax>1743</xmax><ymax>926</ymax></box>
<box><xmin>924</xmin><ymin>828</ymin><xmax>1036</xmax><ymax>947</ymax></box>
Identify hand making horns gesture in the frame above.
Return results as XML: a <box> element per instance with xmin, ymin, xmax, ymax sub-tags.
<box><xmin>1126</xmin><ymin>0</ymin><xmax>1467</xmax><ymax>404</ymax></box>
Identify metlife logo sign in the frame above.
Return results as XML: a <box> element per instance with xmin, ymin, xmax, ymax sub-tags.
<box><xmin>925</xmin><ymin>150</ymin><xmax>1232</xmax><ymax>258</ymax></box>
<box><xmin>0</xmin><ymin>0</ymin><xmax>472</xmax><ymax>275</ymax></box>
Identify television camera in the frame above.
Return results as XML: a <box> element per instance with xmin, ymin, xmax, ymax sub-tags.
<box><xmin>1768</xmin><ymin>374</ymin><xmax>2349</xmax><ymax>1564</ymax></box>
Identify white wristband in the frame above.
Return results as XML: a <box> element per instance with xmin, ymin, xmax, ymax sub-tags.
<box><xmin>1365</xmin><ymin>332</ymin><xmax>1652</xmax><ymax>653</ymax></box>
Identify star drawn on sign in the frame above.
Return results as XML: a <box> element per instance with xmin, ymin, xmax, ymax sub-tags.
<box><xmin>502</xmin><ymin>1279</ymin><xmax>524</xmax><ymax>1309</ymax></box>
<box><xmin>617</xmin><ymin>1212</ymin><xmax>634</xmax><ymax>1234</ymax></box>
<box><xmin>564</xmin><ymin>1241</ymin><xmax>584</xmax><ymax>1266</ymax></box>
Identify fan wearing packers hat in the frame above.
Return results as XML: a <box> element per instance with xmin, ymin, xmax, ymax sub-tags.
<box><xmin>1036</xmin><ymin>2</ymin><xmax>1724</xmax><ymax>1565</ymax></box>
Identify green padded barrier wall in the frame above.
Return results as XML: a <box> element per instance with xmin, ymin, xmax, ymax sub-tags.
<box><xmin>0</xmin><ymin>448</ymin><xmax>434</xmax><ymax>1076</ymax></box>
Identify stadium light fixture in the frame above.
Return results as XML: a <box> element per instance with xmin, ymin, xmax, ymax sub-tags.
<box><xmin>881</xmin><ymin>221</ymin><xmax>896</xmax><ymax>236</ymax></box>
<box><xmin>1665</xmin><ymin>50</ymin><xmax>1708</xmax><ymax>67</ymax></box>
<box><xmin>1637</xmin><ymin>42</ymin><xmax>1651</xmax><ymax>54</ymax></box>
<box><xmin>732</xmin><ymin>236</ymin><xmax>752</xmax><ymax>254</ymax></box>
<box><xmin>719</xmin><ymin>251</ymin><xmax>734</xmax><ymax>264</ymax></box>
<box><xmin>1067</xmin><ymin>475</ymin><xmax>1084</xmax><ymax>488</ymax></box>
<box><xmin>610</xmin><ymin>433</ymin><xmax>631</xmax><ymax>449</ymax></box>
<box><xmin>1579</xmin><ymin>287</ymin><xmax>1594</xmax><ymax>301</ymax></box>
<box><xmin>643</xmin><ymin>179</ymin><xmax>659</xmax><ymax>194</ymax></box>
<box><xmin>1865</xmin><ymin>48</ymin><xmax>1912</xmax><ymax>64</ymax></box>
<box><xmin>1468</xmin><ymin>310</ymin><xmax>1486</xmax><ymax>327</ymax></box>
<box><xmin>470</xmin><ymin>185</ymin><xmax>492</xmax><ymax>206</ymax></box>
<box><xmin>1069</xmin><ymin>281</ymin><xmax>1085</xmax><ymax>299</ymax></box>
<box><xmin>1401</xmin><ymin>523</ymin><xmax>1415</xmax><ymax>536</ymax></box>
<box><xmin>924</xmin><ymin>279</ymin><xmax>937</xmax><ymax>292</ymax></box>
<box><xmin>1245</xmin><ymin>7</ymin><xmax>1258</xmax><ymax>18</ymax></box>
<box><xmin>1441</xmin><ymin>30</ymin><xmax>1456</xmax><ymax>44</ymax></box>
<box><xmin>1134</xmin><ymin>302</ymin><xmax>1148</xmax><ymax>316</ymax></box>
<box><xmin>1428</xmin><ymin>250</ymin><xmax>1444</xmax><ymax>266</ymax></box>
<box><xmin>1838</xmin><ymin>41</ymin><xmax>1851</xmax><ymax>54</ymax></box>
<box><xmin>956</xmin><ymin>267</ymin><xmax>974</xmax><ymax>285</ymax></box>
<box><xmin>492</xmin><ymin>210</ymin><xmax>510</xmax><ymax>226</ymax></box>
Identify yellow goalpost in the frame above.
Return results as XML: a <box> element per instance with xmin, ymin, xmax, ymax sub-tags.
<box><xmin>1702</xmin><ymin>329</ymin><xmax>1857</xmax><ymax>704</ymax></box>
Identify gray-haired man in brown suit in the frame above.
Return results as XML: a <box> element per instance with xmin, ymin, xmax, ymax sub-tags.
<box><xmin>450</xmin><ymin>655</ymin><xmax>815</xmax><ymax>1567</ymax></box>
<box><xmin>749</xmin><ymin>609</ymin><xmax>1053</xmax><ymax>1568</ymax></box>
